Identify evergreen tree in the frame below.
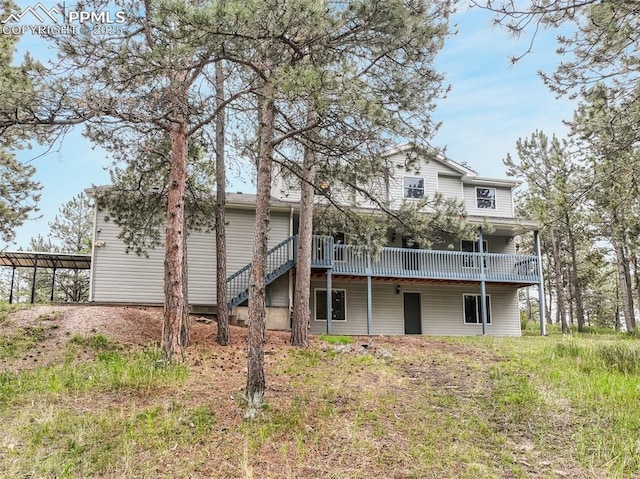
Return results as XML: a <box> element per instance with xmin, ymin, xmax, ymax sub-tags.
<box><xmin>43</xmin><ymin>0</ymin><xmax>242</xmax><ymax>362</ymax></box>
<box><xmin>0</xmin><ymin>1</ymin><xmax>42</xmax><ymax>246</ymax></box>
<box><xmin>49</xmin><ymin>192</ymin><xmax>93</xmax><ymax>302</ymax></box>
<box><xmin>505</xmin><ymin>131</ymin><xmax>589</xmax><ymax>333</ymax></box>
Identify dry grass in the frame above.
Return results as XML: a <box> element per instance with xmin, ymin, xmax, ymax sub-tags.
<box><xmin>0</xmin><ymin>305</ymin><xmax>633</xmax><ymax>478</ymax></box>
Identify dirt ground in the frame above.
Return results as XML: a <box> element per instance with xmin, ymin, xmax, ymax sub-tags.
<box><xmin>2</xmin><ymin>304</ymin><xmax>293</xmax><ymax>371</ymax></box>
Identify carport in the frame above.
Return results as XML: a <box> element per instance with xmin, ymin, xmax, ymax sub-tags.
<box><xmin>0</xmin><ymin>251</ymin><xmax>92</xmax><ymax>303</ymax></box>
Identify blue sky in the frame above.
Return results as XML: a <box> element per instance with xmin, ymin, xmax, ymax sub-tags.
<box><xmin>4</xmin><ymin>1</ymin><xmax>576</xmax><ymax>250</ymax></box>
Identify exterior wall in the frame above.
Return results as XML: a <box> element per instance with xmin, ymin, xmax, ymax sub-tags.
<box><xmin>463</xmin><ymin>184</ymin><xmax>514</xmax><ymax>218</ymax></box>
<box><xmin>460</xmin><ymin>235</ymin><xmax>517</xmax><ymax>255</ymax></box>
<box><xmin>437</xmin><ymin>173</ymin><xmax>464</xmax><ymax>201</ymax></box>
<box><xmin>273</xmin><ymin>171</ymin><xmax>302</xmax><ymax>203</ymax></box>
<box><xmin>308</xmin><ymin>278</ymin><xmax>521</xmax><ymax>337</ymax></box>
<box><xmin>272</xmin><ymin>151</ymin><xmax>519</xmax><ymax>224</ymax></box>
<box><xmin>308</xmin><ymin>278</ymin><xmax>370</xmax><ymax>335</ymax></box>
<box><xmin>90</xmin><ymin>207</ymin><xmax>291</xmax><ymax>306</ymax></box>
<box><xmin>273</xmin><ymin>168</ymin><xmax>384</xmax><ymax>209</ymax></box>
<box><xmin>386</xmin><ymin>152</ymin><xmax>463</xmax><ymax>210</ymax></box>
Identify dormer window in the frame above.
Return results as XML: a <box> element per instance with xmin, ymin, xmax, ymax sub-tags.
<box><xmin>404</xmin><ymin>177</ymin><xmax>424</xmax><ymax>198</ymax></box>
<box><xmin>476</xmin><ymin>188</ymin><xmax>496</xmax><ymax>209</ymax></box>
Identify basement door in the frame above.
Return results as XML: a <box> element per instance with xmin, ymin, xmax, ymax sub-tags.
<box><xmin>403</xmin><ymin>292</ymin><xmax>422</xmax><ymax>334</ymax></box>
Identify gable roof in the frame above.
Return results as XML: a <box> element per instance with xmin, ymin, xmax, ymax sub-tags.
<box><xmin>384</xmin><ymin>142</ymin><xmax>479</xmax><ymax>177</ymax></box>
<box><xmin>384</xmin><ymin>142</ymin><xmax>521</xmax><ymax>188</ymax></box>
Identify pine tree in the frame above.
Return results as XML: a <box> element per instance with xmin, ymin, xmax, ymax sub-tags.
<box><xmin>0</xmin><ymin>1</ymin><xmax>41</xmax><ymax>246</ymax></box>
<box><xmin>49</xmin><ymin>192</ymin><xmax>93</xmax><ymax>302</ymax></box>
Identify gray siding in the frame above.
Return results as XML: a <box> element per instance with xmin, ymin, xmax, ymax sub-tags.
<box><xmin>437</xmin><ymin>174</ymin><xmax>463</xmax><ymax>201</ymax></box>
<box><xmin>91</xmin><ymin>207</ymin><xmax>291</xmax><ymax>306</ymax></box>
<box><xmin>459</xmin><ymin>235</ymin><xmax>517</xmax><ymax>255</ymax></box>
<box><xmin>463</xmin><ymin>185</ymin><xmax>514</xmax><ymax>218</ymax></box>
<box><xmin>308</xmin><ymin>279</ymin><xmax>520</xmax><ymax>337</ymax></box>
<box><xmin>273</xmin><ymin>172</ymin><xmax>302</xmax><ymax>202</ymax></box>
<box><xmin>387</xmin><ymin>152</ymin><xmax>461</xmax><ymax>209</ymax></box>
<box><xmin>308</xmin><ymin>279</ymin><xmax>369</xmax><ymax>335</ymax></box>
<box><xmin>422</xmin><ymin>284</ymin><xmax>520</xmax><ymax>336</ymax></box>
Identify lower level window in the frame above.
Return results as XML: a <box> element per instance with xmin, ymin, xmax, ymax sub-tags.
<box><xmin>315</xmin><ymin>289</ymin><xmax>347</xmax><ymax>321</ymax></box>
<box><xmin>463</xmin><ymin>294</ymin><xmax>491</xmax><ymax>324</ymax></box>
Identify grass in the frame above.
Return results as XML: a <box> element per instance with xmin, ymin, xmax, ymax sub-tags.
<box><xmin>319</xmin><ymin>334</ymin><xmax>353</xmax><ymax>345</ymax></box>
<box><xmin>0</xmin><ymin>324</ymin><xmax>52</xmax><ymax>359</ymax></box>
<box><xmin>2</xmin><ymin>311</ymin><xmax>640</xmax><ymax>477</ymax></box>
<box><xmin>0</xmin><ymin>302</ymin><xmax>30</xmax><ymax>324</ymax></box>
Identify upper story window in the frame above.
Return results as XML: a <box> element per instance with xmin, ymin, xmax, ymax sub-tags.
<box><xmin>476</xmin><ymin>188</ymin><xmax>496</xmax><ymax>209</ymax></box>
<box><xmin>404</xmin><ymin>177</ymin><xmax>424</xmax><ymax>198</ymax></box>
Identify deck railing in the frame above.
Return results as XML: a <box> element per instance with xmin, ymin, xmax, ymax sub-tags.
<box><xmin>226</xmin><ymin>235</ymin><xmax>539</xmax><ymax>309</ymax></box>
<box><xmin>311</xmin><ymin>236</ymin><xmax>539</xmax><ymax>284</ymax></box>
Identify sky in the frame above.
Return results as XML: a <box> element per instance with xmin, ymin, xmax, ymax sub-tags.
<box><xmin>3</xmin><ymin>1</ymin><xmax>577</xmax><ymax>250</ymax></box>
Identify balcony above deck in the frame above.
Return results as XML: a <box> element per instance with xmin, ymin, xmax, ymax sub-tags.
<box><xmin>310</xmin><ymin>236</ymin><xmax>540</xmax><ymax>286</ymax></box>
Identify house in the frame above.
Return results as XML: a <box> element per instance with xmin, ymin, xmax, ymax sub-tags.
<box><xmin>88</xmin><ymin>144</ymin><xmax>543</xmax><ymax>336</ymax></box>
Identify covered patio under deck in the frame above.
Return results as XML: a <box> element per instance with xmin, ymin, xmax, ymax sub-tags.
<box><xmin>310</xmin><ymin>228</ymin><xmax>546</xmax><ymax>336</ymax></box>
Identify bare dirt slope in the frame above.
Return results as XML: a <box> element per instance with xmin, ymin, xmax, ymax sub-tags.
<box><xmin>2</xmin><ymin>305</ymin><xmax>289</xmax><ymax>372</ymax></box>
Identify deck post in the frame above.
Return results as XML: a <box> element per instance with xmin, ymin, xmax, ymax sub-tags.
<box><xmin>326</xmin><ymin>267</ymin><xmax>332</xmax><ymax>335</ymax></box>
<box><xmin>478</xmin><ymin>228</ymin><xmax>488</xmax><ymax>335</ymax></box>
<box><xmin>534</xmin><ymin>230</ymin><xmax>546</xmax><ymax>336</ymax></box>
<box><xmin>366</xmin><ymin>249</ymin><xmax>372</xmax><ymax>335</ymax></box>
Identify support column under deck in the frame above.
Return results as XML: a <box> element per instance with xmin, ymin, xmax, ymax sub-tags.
<box><xmin>366</xmin><ymin>251</ymin><xmax>372</xmax><ymax>335</ymax></box>
<box><xmin>478</xmin><ymin>228</ymin><xmax>488</xmax><ymax>335</ymax></box>
<box><xmin>326</xmin><ymin>268</ymin><xmax>332</xmax><ymax>335</ymax></box>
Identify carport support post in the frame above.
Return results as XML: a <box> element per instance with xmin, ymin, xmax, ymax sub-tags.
<box><xmin>478</xmin><ymin>228</ymin><xmax>488</xmax><ymax>335</ymax></box>
<box><xmin>534</xmin><ymin>230</ymin><xmax>546</xmax><ymax>336</ymax></box>
<box><xmin>30</xmin><ymin>258</ymin><xmax>38</xmax><ymax>304</ymax></box>
<box><xmin>50</xmin><ymin>267</ymin><xmax>57</xmax><ymax>302</ymax></box>
<box><xmin>9</xmin><ymin>265</ymin><xmax>16</xmax><ymax>304</ymax></box>
<box><xmin>326</xmin><ymin>268</ymin><xmax>332</xmax><ymax>335</ymax></box>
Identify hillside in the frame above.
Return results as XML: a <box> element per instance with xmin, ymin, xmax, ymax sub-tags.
<box><xmin>0</xmin><ymin>305</ymin><xmax>629</xmax><ymax>478</ymax></box>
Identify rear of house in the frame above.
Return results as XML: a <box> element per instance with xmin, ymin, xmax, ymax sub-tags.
<box><xmin>88</xmin><ymin>144</ymin><xmax>541</xmax><ymax>336</ymax></box>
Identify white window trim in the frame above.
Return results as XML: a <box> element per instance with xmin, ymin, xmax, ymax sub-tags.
<box><xmin>314</xmin><ymin>288</ymin><xmax>347</xmax><ymax>322</ymax></box>
<box><xmin>403</xmin><ymin>175</ymin><xmax>425</xmax><ymax>199</ymax></box>
<box><xmin>475</xmin><ymin>187</ymin><xmax>497</xmax><ymax>210</ymax></box>
<box><xmin>460</xmin><ymin>240</ymin><xmax>488</xmax><ymax>269</ymax></box>
<box><xmin>460</xmin><ymin>239</ymin><xmax>488</xmax><ymax>253</ymax></box>
<box><xmin>462</xmin><ymin>293</ymin><xmax>492</xmax><ymax>325</ymax></box>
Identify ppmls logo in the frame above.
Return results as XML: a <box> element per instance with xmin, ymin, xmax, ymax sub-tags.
<box><xmin>2</xmin><ymin>2</ymin><xmax>126</xmax><ymax>35</ymax></box>
<box><xmin>2</xmin><ymin>2</ymin><xmax>60</xmax><ymax>24</ymax></box>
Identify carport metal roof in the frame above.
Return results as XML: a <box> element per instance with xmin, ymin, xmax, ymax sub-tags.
<box><xmin>0</xmin><ymin>251</ymin><xmax>92</xmax><ymax>304</ymax></box>
<box><xmin>0</xmin><ymin>251</ymin><xmax>92</xmax><ymax>270</ymax></box>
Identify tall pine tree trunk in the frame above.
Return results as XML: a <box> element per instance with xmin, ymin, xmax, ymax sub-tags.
<box><xmin>291</xmin><ymin>106</ymin><xmax>317</xmax><ymax>347</ymax></box>
<box><xmin>612</xmin><ymin>236</ymin><xmax>636</xmax><ymax>332</ymax></box>
<box><xmin>549</xmin><ymin>227</ymin><xmax>568</xmax><ymax>334</ymax></box>
<box><xmin>633</xmin><ymin>254</ymin><xmax>640</xmax><ymax>326</ymax></box>
<box><xmin>215</xmin><ymin>61</ymin><xmax>229</xmax><ymax>346</ymax></box>
<box><xmin>163</xmin><ymin>120</ymin><xmax>190</xmax><ymax>362</ymax></box>
<box><xmin>565</xmin><ymin>214</ymin><xmax>586</xmax><ymax>330</ymax></box>
<box><xmin>246</xmin><ymin>83</ymin><xmax>274</xmax><ymax>415</ymax></box>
